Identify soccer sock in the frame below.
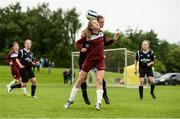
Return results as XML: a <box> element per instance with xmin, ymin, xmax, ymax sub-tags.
<box><xmin>9</xmin><ymin>79</ymin><xmax>17</xmax><ymax>87</ymax></box>
<box><xmin>69</xmin><ymin>86</ymin><xmax>79</xmax><ymax>102</ymax></box>
<box><xmin>81</xmin><ymin>82</ymin><xmax>87</xmax><ymax>96</ymax></box>
<box><xmin>96</xmin><ymin>89</ymin><xmax>104</xmax><ymax>104</ymax></box>
<box><xmin>11</xmin><ymin>83</ymin><xmax>21</xmax><ymax>89</ymax></box>
<box><xmin>150</xmin><ymin>84</ymin><xmax>155</xmax><ymax>94</ymax></box>
<box><xmin>21</xmin><ymin>87</ymin><xmax>27</xmax><ymax>94</ymax></box>
<box><xmin>31</xmin><ymin>85</ymin><xmax>36</xmax><ymax>96</ymax></box>
<box><xmin>102</xmin><ymin>79</ymin><xmax>107</xmax><ymax>97</ymax></box>
<box><xmin>139</xmin><ymin>86</ymin><xmax>143</xmax><ymax>98</ymax></box>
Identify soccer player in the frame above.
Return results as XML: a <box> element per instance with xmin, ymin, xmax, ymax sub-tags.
<box><xmin>5</xmin><ymin>42</ymin><xmax>28</xmax><ymax>95</ymax></box>
<box><xmin>134</xmin><ymin>40</ymin><xmax>156</xmax><ymax>99</ymax></box>
<box><xmin>10</xmin><ymin>39</ymin><xmax>38</xmax><ymax>98</ymax></box>
<box><xmin>80</xmin><ymin>15</ymin><xmax>116</xmax><ymax>105</ymax></box>
<box><xmin>64</xmin><ymin>19</ymin><xmax>119</xmax><ymax>111</ymax></box>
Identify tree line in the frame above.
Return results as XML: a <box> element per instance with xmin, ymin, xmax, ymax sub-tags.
<box><xmin>0</xmin><ymin>2</ymin><xmax>179</xmax><ymax>73</ymax></box>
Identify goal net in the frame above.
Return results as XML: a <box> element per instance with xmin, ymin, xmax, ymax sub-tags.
<box><xmin>71</xmin><ymin>48</ymin><xmax>138</xmax><ymax>87</ymax></box>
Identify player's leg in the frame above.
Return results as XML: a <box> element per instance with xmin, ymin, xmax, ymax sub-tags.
<box><xmin>31</xmin><ymin>77</ymin><xmax>38</xmax><ymax>98</ymax></box>
<box><xmin>102</xmin><ymin>79</ymin><xmax>110</xmax><ymax>104</ymax></box>
<box><xmin>64</xmin><ymin>70</ymin><xmax>88</xmax><ymax>109</ymax></box>
<box><xmin>139</xmin><ymin>77</ymin><xmax>144</xmax><ymax>99</ymax></box>
<box><xmin>148</xmin><ymin>70</ymin><xmax>156</xmax><ymax>99</ymax></box>
<box><xmin>95</xmin><ymin>70</ymin><xmax>104</xmax><ymax>111</ymax></box>
<box><xmin>139</xmin><ymin>69</ymin><xmax>145</xmax><ymax>99</ymax></box>
<box><xmin>8</xmin><ymin>69</ymin><xmax>26</xmax><ymax>93</ymax></box>
<box><xmin>81</xmin><ymin>75</ymin><xmax>91</xmax><ymax>105</ymax></box>
<box><xmin>79</xmin><ymin>59</ymin><xmax>91</xmax><ymax>105</ymax></box>
<box><xmin>7</xmin><ymin>70</ymin><xmax>19</xmax><ymax>93</ymax></box>
<box><xmin>29</xmin><ymin>69</ymin><xmax>38</xmax><ymax>98</ymax></box>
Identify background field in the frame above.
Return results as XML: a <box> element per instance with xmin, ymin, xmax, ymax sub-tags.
<box><xmin>0</xmin><ymin>66</ymin><xmax>180</xmax><ymax>118</ymax></box>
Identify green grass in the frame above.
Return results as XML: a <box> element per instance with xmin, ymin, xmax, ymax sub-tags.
<box><xmin>0</xmin><ymin>65</ymin><xmax>180</xmax><ymax>118</ymax></box>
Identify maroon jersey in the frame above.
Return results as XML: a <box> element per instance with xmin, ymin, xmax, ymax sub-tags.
<box><xmin>5</xmin><ymin>51</ymin><xmax>20</xmax><ymax>70</ymax></box>
<box><xmin>76</xmin><ymin>31</ymin><xmax>113</xmax><ymax>61</ymax></box>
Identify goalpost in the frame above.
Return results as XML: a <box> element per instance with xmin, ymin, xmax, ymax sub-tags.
<box><xmin>71</xmin><ymin>48</ymin><xmax>138</xmax><ymax>87</ymax></box>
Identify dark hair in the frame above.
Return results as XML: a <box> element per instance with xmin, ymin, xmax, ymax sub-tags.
<box><xmin>97</xmin><ymin>15</ymin><xmax>104</xmax><ymax>21</ymax></box>
<box><xmin>24</xmin><ymin>39</ymin><xmax>32</xmax><ymax>44</ymax></box>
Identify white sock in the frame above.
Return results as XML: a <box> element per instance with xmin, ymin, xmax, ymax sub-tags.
<box><xmin>8</xmin><ymin>79</ymin><xmax>17</xmax><ymax>86</ymax></box>
<box><xmin>69</xmin><ymin>86</ymin><xmax>79</xmax><ymax>102</ymax></box>
<box><xmin>21</xmin><ymin>87</ymin><xmax>27</xmax><ymax>94</ymax></box>
<box><xmin>96</xmin><ymin>89</ymin><xmax>104</xmax><ymax>104</ymax></box>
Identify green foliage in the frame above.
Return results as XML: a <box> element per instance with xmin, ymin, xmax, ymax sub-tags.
<box><xmin>154</xmin><ymin>60</ymin><xmax>166</xmax><ymax>73</ymax></box>
<box><xmin>0</xmin><ymin>2</ymin><xmax>81</xmax><ymax>67</ymax></box>
<box><xmin>165</xmin><ymin>46</ymin><xmax>180</xmax><ymax>72</ymax></box>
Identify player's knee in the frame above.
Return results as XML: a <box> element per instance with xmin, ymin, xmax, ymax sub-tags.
<box><xmin>31</xmin><ymin>78</ymin><xmax>37</xmax><ymax>85</ymax></box>
<box><xmin>96</xmin><ymin>77</ymin><xmax>103</xmax><ymax>85</ymax></box>
<box><xmin>21</xmin><ymin>83</ymin><xmax>26</xmax><ymax>87</ymax></box>
<box><xmin>140</xmin><ymin>79</ymin><xmax>144</xmax><ymax>85</ymax></box>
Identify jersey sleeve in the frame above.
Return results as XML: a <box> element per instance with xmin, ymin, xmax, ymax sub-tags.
<box><xmin>103</xmin><ymin>35</ymin><xmax>114</xmax><ymax>46</ymax></box>
<box><xmin>151</xmin><ymin>51</ymin><xmax>154</xmax><ymax>61</ymax></box>
<box><xmin>17</xmin><ymin>50</ymin><xmax>22</xmax><ymax>60</ymax></box>
<box><xmin>135</xmin><ymin>51</ymin><xmax>139</xmax><ymax>61</ymax></box>
<box><xmin>76</xmin><ymin>37</ymin><xmax>86</xmax><ymax>50</ymax></box>
<box><xmin>32</xmin><ymin>53</ymin><xmax>35</xmax><ymax>62</ymax></box>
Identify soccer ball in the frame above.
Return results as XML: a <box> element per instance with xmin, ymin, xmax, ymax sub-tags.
<box><xmin>86</xmin><ymin>10</ymin><xmax>98</xmax><ymax>20</ymax></box>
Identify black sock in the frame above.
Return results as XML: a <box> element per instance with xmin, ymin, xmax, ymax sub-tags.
<box><xmin>31</xmin><ymin>85</ymin><xmax>36</xmax><ymax>96</ymax></box>
<box><xmin>139</xmin><ymin>86</ymin><xmax>143</xmax><ymax>98</ymax></box>
<box><xmin>81</xmin><ymin>82</ymin><xmax>87</xmax><ymax>96</ymax></box>
<box><xmin>150</xmin><ymin>84</ymin><xmax>155</xmax><ymax>94</ymax></box>
<box><xmin>11</xmin><ymin>83</ymin><xmax>21</xmax><ymax>89</ymax></box>
<box><xmin>103</xmin><ymin>79</ymin><xmax>107</xmax><ymax>97</ymax></box>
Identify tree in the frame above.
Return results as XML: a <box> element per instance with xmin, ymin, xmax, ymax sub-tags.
<box><xmin>165</xmin><ymin>46</ymin><xmax>180</xmax><ymax>72</ymax></box>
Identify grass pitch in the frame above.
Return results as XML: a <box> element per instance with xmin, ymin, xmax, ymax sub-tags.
<box><xmin>0</xmin><ymin>66</ymin><xmax>180</xmax><ymax>118</ymax></box>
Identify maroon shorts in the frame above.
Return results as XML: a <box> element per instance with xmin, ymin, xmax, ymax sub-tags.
<box><xmin>11</xmin><ymin>69</ymin><xmax>21</xmax><ymax>79</ymax></box>
<box><xmin>82</xmin><ymin>59</ymin><xmax>105</xmax><ymax>72</ymax></box>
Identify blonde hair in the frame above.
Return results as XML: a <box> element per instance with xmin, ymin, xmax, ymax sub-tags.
<box><xmin>82</xmin><ymin>19</ymin><xmax>97</xmax><ymax>39</ymax></box>
<box><xmin>141</xmin><ymin>40</ymin><xmax>150</xmax><ymax>50</ymax></box>
<box><xmin>12</xmin><ymin>42</ymin><xmax>19</xmax><ymax>47</ymax></box>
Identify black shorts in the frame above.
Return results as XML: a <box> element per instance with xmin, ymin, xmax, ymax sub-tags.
<box><xmin>20</xmin><ymin>67</ymin><xmax>35</xmax><ymax>83</ymax></box>
<box><xmin>139</xmin><ymin>68</ymin><xmax>153</xmax><ymax>78</ymax></box>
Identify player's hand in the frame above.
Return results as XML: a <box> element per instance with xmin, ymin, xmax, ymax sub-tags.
<box><xmin>9</xmin><ymin>61</ymin><xmax>13</xmax><ymax>65</ymax></box>
<box><xmin>19</xmin><ymin>65</ymin><xmax>25</xmax><ymax>69</ymax></box>
<box><xmin>113</xmin><ymin>31</ymin><xmax>120</xmax><ymax>41</ymax></box>
<box><xmin>81</xmin><ymin>31</ymin><xmax>86</xmax><ymax>38</ymax></box>
<box><xmin>81</xmin><ymin>48</ymin><xmax>87</xmax><ymax>52</ymax></box>
<box><xmin>32</xmin><ymin>62</ymin><xmax>36</xmax><ymax>66</ymax></box>
<box><xmin>147</xmin><ymin>63</ymin><xmax>152</xmax><ymax>67</ymax></box>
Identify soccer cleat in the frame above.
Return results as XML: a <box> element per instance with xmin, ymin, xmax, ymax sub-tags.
<box><xmin>6</xmin><ymin>84</ymin><xmax>12</xmax><ymax>94</ymax></box>
<box><xmin>64</xmin><ymin>101</ymin><xmax>73</xmax><ymax>109</ymax></box>
<box><xmin>32</xmin><ymin>96</ymin><xmax>39</xmax><ymax>99</ymax></box>
<box><xmin>95</xmin><ymin>103</ymin><xmax>101</xmax><ymax>111</ymax></box>
<box><xmin>151</xmin><ymin>93</ymin><xmax>156</xmax><ymax>99</ymax></box>
<box><xmin>103</xmin><ymin>95</ymin><xmax>110</xmax><ymax>104</ymax></box>
<box><xmin>140</xmin><ymin>97</ymin><xmax>143</xmax><ymax>100</ymax></box>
